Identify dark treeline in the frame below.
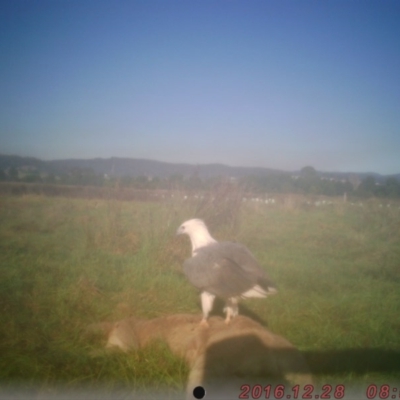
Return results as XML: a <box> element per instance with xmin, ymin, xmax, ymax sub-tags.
<box><xmin>1</xmin><ymin>165</ymin><xmax>400</xmax><ymax>199</ymax></box>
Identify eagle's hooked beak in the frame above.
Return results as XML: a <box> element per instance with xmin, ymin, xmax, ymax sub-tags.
<box><xmin>176</xmin><ymin>225</ymin><xmax>184</xmax><ymax>235</ymax></box>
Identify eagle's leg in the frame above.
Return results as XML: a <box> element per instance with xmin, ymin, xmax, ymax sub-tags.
<box><xmin>224</xmin><ymin>297</ymin><xmax>239</xmax><ymax>324</ymax></box>
<box><xmin>200</xmin><ymin>291</ymin><xmax>215</xmax><ymax>327</ymax></box>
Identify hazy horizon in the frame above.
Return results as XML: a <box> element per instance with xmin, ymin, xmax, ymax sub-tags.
<box><xmin>3</xmin><ymin>152</ymin><xmax>399</xmax><ymax>176</ymax></box>
<box><xmin>1</xmin><ymin>1</ymin><xmax>399</xmax><ymax>175</ymax></box>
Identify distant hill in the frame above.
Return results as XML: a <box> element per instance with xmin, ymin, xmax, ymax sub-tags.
<box><xmin>47</xmin><ymin>157</ymin><xmax>285</xmax><ymax>179</ymax></box>
<box><xmin>0</xmin><ymin>154</ymin><xmax>399</xmax><ymax>183</ymax></box>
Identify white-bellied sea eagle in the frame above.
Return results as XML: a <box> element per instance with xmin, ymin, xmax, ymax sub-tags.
<box><xmin>177</xmin><ymin>218</ymin><xmax>277</xmax><ymax>327</ymax></box>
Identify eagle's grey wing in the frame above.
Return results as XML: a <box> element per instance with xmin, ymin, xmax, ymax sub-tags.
<box><xmin>183</xmin><ymin>257</ymin><xmax>256</xmax><ymax>298</ymax></box>
<box><xmin>212</xmin><ymin>241</ymin><xmax>277</xmax><ymax>292</ymax></box>
<box><xmin>183</xmin><ymin>243</ymin><xmax>271</xmax><ymax>299</ymax></box>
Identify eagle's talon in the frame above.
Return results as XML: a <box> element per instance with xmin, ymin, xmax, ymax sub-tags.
<box><xmin>200</xmin><ymin>319</ymin><xmax>209</xmax><ymax>328</ymax></box>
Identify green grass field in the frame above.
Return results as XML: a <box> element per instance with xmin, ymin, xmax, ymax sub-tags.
<box><xmin>1</xmin><ymin>192</ymin><xmax>399</xmax><ymax>398</ymax></box>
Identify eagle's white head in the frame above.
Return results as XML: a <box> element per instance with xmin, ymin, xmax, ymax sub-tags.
<box><xmin>176</xmin><ymin>218</ymin><xmax>217</xmax><ymax>254</ymax></box>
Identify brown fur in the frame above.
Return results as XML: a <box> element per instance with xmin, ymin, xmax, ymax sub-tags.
<box><xmin>87</xmin><ymin>314</ymin><xmax>313</xmax><ymax>399</ymax></box>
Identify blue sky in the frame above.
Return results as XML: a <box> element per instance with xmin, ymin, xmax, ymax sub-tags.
<box><xmin>1</xmin><ymin>0</ymin><xmax>399</xmax><ymax>174</ymax></box>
